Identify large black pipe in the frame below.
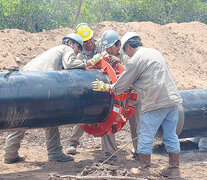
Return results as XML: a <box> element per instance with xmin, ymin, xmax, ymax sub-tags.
<box><xmin>157</xmin><ymin>89</ymin><xmax>207</xmax><ymax>139</ymax></box>
<box><xmin>1</xmin><ymin>69</ymin><xmax>207</xmax><ymax>139</ymax></box>
<box><xmin>177</xmin><ymin>89</ymin><xmax>207</xmax><ymax>138</ymax></box>
<box><xmin>0</xmin><ymin>69</ymin><xmax>113</xmax><ymax>131</ymax></box>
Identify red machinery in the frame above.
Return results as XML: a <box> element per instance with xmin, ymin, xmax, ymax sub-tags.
<box><xmin>80</xmin><ymin>57</ymin><xmax>138</xmax><ymax>137</ymax></box>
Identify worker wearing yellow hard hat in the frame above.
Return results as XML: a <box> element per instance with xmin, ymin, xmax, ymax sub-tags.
<box><xmin>67</xmin><ymin>23</ymin><xmax>118</xmax><ymax>162</ymax></box>
<box><xmin>76</xmin><ymin>23</ymin><xmax>94</xmax><ymax>42</ymax></box>
<box><xmin>75</xmin><ymin>23</ymin><xmax>102</xmax><ymax>56</ymax></box>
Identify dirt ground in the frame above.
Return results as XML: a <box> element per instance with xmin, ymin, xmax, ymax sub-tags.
<box><xmin>0</xmin><ymin>21</ymin><xmax>207</xmax><ymax>180</ymax></box>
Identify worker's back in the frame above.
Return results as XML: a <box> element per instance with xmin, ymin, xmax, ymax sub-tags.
<box><xmin>23</xmin><ymin>45</ymin><xmax>72</xmax><ymax>71</ymax></box>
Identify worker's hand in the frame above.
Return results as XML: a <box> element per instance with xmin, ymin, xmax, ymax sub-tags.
<box><xmin>90</xmin><ymin>53</ymin><xmax>103</xmax><ymax>65</ymax></box>
<box><xmin>108</xmin><ymin>55</ymin><xmax>121</xmax><ymax>63</ymax></box>
<box><xmin>92</xmin><ymin>79</ymin><xmax>110</xmax><ymax>92</ymax></box>
<box><xmin>130</xmin><ymin>84</ymin><xmax>134</xmax><ymax>89</ymax></box>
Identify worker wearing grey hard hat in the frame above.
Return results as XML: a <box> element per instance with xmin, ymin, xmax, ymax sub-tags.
<box><xmin>101</xmin><ymin>29</ymin><xmax>141</xmax><ymax>160</ymax></box>
<box><xmin>92</xmin><ymin>31</ymin><xmax>182</xmax><ymax>178</ymax></box>
<box><xmin>4</xmin><ymin>32</ymin><xmax>100</xmax><ymax>164</ymax></box>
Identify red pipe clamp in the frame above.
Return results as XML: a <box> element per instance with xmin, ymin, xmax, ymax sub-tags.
<box><xmin>80</xmin><ymin>57</ymin><xmax>138</xmax><ymax>137</ymax></box>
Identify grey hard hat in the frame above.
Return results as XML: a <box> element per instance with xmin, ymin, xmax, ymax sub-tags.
<box><xmin>62</xmin><ymin>33</ymin><xmax>83</xmax><ymax>49</ymax></box>
<box><xmin>101</xmin><ymin>29</ymin><xmax>119</xmax><ymax>50</ymax></box>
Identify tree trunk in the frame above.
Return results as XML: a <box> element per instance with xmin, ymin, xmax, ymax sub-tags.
<box><xmin>70</xmin><ymin>0</ymin><xmax>82</xmax><ymax>28</ymax></box>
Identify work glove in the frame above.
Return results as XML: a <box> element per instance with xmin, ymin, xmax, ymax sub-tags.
<box><xmin>92</xmin><ymin>79</ymin><xmax>110</xmax><ymax>92</ymax></box>
<box><xmin>130</xmin><ymin>84</ymin><xmax>134</xmax><ymax>89</ymax></box>
<box><xmin>90</xmin><ymin>53</ymin><xmax>103</xmax><ymax>65</ymax></box>
<box><xmin>108</xmin><ymin>55</ymin><xmax>121</xmax><ymax>63</ymax></box>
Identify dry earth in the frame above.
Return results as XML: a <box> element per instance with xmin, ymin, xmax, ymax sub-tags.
<box><xmin>0</xmin><ymin>21</ymin><xmax>207</xmax><ymax>180</ymax></box>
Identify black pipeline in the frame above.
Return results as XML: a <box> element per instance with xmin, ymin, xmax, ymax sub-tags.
<box><xmin>177</xmin><ymin>89</ymin><xmax>207</xmax><ymax>138</ymax></box>
<box><xmin>0</xmin><ymin>69</ymin><xmax>207</xmax><ymax>139</ymax></box>
<box><xmin>157</xmin><ymin>89</ymin><xmax>207</xmax><ymax>139</ymax></box>
<box><xmin>0</xmin><ymin>69</ymin><xmax>113</xmax><ymax>131</ymax></box>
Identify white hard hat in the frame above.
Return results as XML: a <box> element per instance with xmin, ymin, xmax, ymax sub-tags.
<box><xmin>121</xmin><ymin>32</ymin><xmax>139</xmax><ymax>50</ymax></box>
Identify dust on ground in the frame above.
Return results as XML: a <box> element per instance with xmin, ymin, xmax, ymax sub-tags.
<box><xmin>0</xmin><ymin>21</ymin><xmax>207</xmax><ymax>180</ymax></box>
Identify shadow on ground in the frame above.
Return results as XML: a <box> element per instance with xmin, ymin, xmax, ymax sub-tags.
<box><xmin>153</xmin><ymin>140</ymin><xmax>199</xmax><ymax>154</ymax></box>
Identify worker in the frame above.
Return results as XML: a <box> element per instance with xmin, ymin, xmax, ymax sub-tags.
<box><xmin>92</xmin><ymin>31</ymin><xmax>182</xmax><ymax>177</ymax></box>
<box><xmin>101</xmin><ymin>29</ymin><xmax>140</xmax><ymax>160</ymax></box>
<box><xmin>66</xmin><ymin>23</ymin><xmax>118</xmax><ymax>162</ymax></box>
<box><xmin>4</xmin><ymin>32</ymin><xmax>101</xmax><ymax>164</ymax></box>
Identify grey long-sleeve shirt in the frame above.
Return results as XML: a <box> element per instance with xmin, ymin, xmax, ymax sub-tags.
<box><xmin>78</xmin><ymin>39</ymin><xmax>102</xmax><ymax>60</ymax></box>
<box><xmin>23</xmin><ymin>45</ymin><xmax>87</xmax><ymax>71</ymax></box>
<box><xmin>111</xmin><ymin>47</ymin><xmax>182</xmax><ymax>114</ymax></box>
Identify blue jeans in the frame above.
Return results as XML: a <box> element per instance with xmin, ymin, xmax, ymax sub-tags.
<box><xmin>137</xmin><ymin>106</ymin><xmax>180</xmax><ymax>155</ymax></box>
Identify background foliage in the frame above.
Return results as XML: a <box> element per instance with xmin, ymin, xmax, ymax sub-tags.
<box><xmin>0</xmin><ymin>0</ymin><xmax>207</xmax><ymax>32</ymax></box>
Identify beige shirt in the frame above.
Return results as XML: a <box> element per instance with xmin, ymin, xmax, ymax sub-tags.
<box><xmin>101</xmin><ymin>50</ymin><xmax>129</xmax><ymax>65</ymax></box>
<box><xmin>111</xmin><ymin>47</ymin><xmax>182</xmax><ymax>114</ymax></box>
<box><xmin>78</xmin><ymin>39</ymin><xmax>102</xmax><ymax>60</ymax></box>
<box><xmin>23</xmin><ymin>45</ymin><xmax>87</xmax><ymax>71</ymax></box>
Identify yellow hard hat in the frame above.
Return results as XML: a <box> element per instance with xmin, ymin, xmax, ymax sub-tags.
<box><xmin>76</xmin><ymin>23</ymin><xmax>94</xmax><ymax>41</ymax></box>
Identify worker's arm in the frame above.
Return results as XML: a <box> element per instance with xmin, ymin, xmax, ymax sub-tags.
<box><xmin>92</xmin><ymin>59</ymin><xmax>141</xmax><ymax>95</ymax></box>
<box><xmin>87</xmin><ymin>53</ymin><xmax>103</xmax><ymax>65</ymax></box>
<box><xmin>62</xmin><ymin>50</ymin><xmax>87</xmax><ymax>69</ymax></box>
<box><xmin>110</xmin><ymin>61</ymin><xmax>139</xmax><ymax>95</ymax></box>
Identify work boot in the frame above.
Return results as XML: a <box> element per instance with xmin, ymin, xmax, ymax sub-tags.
<box><xmin>49</xmin><ymin>152</ymin><xmax>74</xmax><ymax>162</ymax></box>
<box><xmin>4</xmin><ymin>156</ymin><xmax>25</xmax><ymax>164</ymax></box>
<box><xmin>132</xmin><ymin>152</ymin><xmax>139</xmax><ymax>161</ymax></box>
<box><xmin>130</xmin><ymin>153</ymin><xmax>151</xmax><ymax>177</ymax></box>
<box><xmin>105</xmin><ymin>152</ymin><xmax>118</xmax><ymax>161</ymax></box>
<box><xmin>99</xmin><ymin>152</ymin><xmax>118</xmax><ymax>163</ymax></box>
<box><xmin>161</xmin><ymin>153</ymin><xmax>180</xmax><ymax>178</ymax></box>
<box><xmin>66</xmin><ymin>143</ymin><xmax>78</xmax><ymax>155</ymax></box>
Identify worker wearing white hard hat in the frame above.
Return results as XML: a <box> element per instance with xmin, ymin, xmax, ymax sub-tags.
<box><xmin>92</xmin><ymin>31</ymin><xmax>182</xmax><ymax>178</ymax></box>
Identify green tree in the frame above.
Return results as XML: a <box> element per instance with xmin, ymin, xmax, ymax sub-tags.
<box><xmin>0</xmin><ymin>0</ymin><xmax>207</xmax><ymax>32</ymax></box>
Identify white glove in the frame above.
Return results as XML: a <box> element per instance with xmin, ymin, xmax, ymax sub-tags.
<box><xmin>92</xmin><ymin>79</ymin><xmax>110</xmax><ymax>92</ymax></box>
<box><xmin>108</xmin><ymin>55</ymin><xmax>121</xmax><ymax>62</ymax></box>
<box><xmin>90</xmin><ymin>53</ymin><xmax>103</xmax><ymax>65</ymax></box>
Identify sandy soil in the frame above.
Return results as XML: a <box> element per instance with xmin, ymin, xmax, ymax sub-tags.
<box><xmin>0</xmin><ymin>21</ymin><xmax>207</xmax><ymax>180</ymax></box>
